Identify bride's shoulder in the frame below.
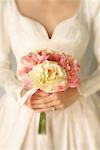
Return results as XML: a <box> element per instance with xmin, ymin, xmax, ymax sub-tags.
<box><xmin>0</xmin><ymin>0</ymin><xmax>7</xmax><ymax>8</ymax></box>
<box><xmin>85</xmin><ymin>0</ymin><xmax>100</xmax><ymax>19</ymax></box>
<box><xmin>0</xmin><ymin>0</ymin><xmax>7</xmax><ymax>4</ymax></box>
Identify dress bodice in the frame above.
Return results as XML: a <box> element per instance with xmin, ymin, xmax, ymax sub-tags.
<box><xmin>7</xmin><ymin>0</ymin><xmax>90</xmax><ymax>63</ymax></box>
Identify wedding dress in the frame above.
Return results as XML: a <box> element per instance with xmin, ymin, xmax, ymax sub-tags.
<box><xmin>0</xmin><ymin>0</ymin><xmax>100</xmax><ymax>149</ymax></box>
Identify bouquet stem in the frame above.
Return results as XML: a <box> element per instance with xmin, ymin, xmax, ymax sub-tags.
<box><xmin>38</xmin><ymin>112</ymin><xmax>46</xmax><ymax>134</ymax></box>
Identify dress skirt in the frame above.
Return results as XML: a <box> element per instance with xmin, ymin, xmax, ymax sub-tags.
<box><xmin>0</xmin><ymin>93</ymin><xmax>100</xmax><ymax>150</ymax></box>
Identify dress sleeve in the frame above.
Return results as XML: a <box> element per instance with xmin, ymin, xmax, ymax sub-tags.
<box><xmin>77</xmin><ymin>2</ymin><xmax>100</xmax><ymax>97</ymax></box>
<box><xmin>0</xmin><ymin>1</ymin><xmax>22</xmax><ymax>101</ymax></box>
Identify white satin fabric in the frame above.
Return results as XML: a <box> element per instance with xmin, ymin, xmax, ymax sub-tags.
<box><xmin>0</xmin><ymin>0</ymin><xmax>100</xmax><ymax>149</ymax></box>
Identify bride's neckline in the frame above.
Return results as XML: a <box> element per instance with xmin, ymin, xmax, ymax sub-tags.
<box><xmin>13</xmin><ymin>0</ymin><xmax>83</xmax><ymax>39</ymax></box>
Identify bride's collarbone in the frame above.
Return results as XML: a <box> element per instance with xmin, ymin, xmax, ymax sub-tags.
<box><xmin>16</xmin><ymin>0</ymin><xmax>81</xmax><ymax>38</ymax></box>
<box><xmin>16</xmin><ymin>0</ymin><xmax>81</xmax><ymax>22</ymax></box>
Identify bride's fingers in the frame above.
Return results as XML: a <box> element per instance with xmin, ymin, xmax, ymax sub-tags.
<box><xmin>31</xmin><ymin>93</ymin><xmax>51</xmax><ymax>101</ymax></box>
<box><xmin>31</xmin><ymin>99</ymin><xmax>62</xmax><ymax>110</ymax></box>
<box><xmin>32</xmin><ymin>103</ymin><xmax>45</xmax><ymax>109</ymax></box>
<box><xmin>31</xmin><ymin>93</ymin><xmax>56</xmax><ymax>104</ymax></box>
<box><xmin>43</xmin><ymin>99</ymin><xmax>64</xmax><ymax>110</ymax></box>
<box><xmin>33</xmin><ymin>104</ymin><xmax>64</xmax><ymax>112</ymax></box>
<box><xmin>44</xmin><ymin>99</ymin><xmax>60</xmax><ymax>107</ymax></box>
<box><xmin>31</xmin><ymin>98</ymin><xmax>55</xmax><ymax>109</ymax></box>
<box><xmin>31</xmin><ymin>99</ymin><xmax>53</xmax><ymax>105</ymax></box>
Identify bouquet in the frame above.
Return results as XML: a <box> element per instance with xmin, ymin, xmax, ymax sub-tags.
<box><xmin>18</xmin><ymin>49</ymin><xmax>80</xmax><ymax>134</ymax></box>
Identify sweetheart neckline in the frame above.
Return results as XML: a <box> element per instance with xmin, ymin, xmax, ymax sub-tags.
<box><xmin>13</xmin><ymin>0</ymin><xmax>83</xmax><ymax>40</ymax></box>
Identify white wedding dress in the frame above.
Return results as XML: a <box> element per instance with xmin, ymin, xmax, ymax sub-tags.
<box><xmin>0</xmin><ymin>0</ymin><xmax>100</xmax><ymax>149</ymax></box>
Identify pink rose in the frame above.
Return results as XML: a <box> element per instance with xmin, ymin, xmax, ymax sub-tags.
<box><xmin>68</xmin><ymin>76</ymin><xmax>80</xmax><ymax>88</ymax></box>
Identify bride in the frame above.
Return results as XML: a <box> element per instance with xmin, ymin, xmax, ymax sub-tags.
<box><xmin>0</xmin><ymin>0</ymin><xmax>100</xmax><ymax>149</ymax></box>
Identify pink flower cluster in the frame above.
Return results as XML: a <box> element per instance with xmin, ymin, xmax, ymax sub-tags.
<box><xmin>19</xmin><ymin>49</ymin><xmax>80</xmax><ymax>88</ymax></box>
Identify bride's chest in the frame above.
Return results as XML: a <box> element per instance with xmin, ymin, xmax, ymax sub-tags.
<box><xmin>15</xmin><ymin>0</ymin><xmax>81</xmax><ymax>39</ymax></box>
<box><xmin>8</xmin><ymin>15</ymin><xmax>90</xmax><ymax>61</ymax></box>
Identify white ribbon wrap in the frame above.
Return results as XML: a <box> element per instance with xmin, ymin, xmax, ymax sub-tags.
<box><xmin>18</xmin><ymin>88</ymin><xmax>38</xmax><ymax>106</ymax></box>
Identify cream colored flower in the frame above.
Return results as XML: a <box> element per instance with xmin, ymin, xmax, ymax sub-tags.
<box><xmin>28</xmin><ymin>60</ymin><xmax>68</xmax><ymax>92</ymax></box>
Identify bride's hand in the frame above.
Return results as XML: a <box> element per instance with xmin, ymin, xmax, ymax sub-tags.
<box><xmin>20</xmin><ymin>88</ymin><xmax>50</xmax><ymax>109</ymax></box>
<box><xmin>31</xmin><ymin>88</ymin><xmax>80</xmax><ymax>112</ymax></box>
